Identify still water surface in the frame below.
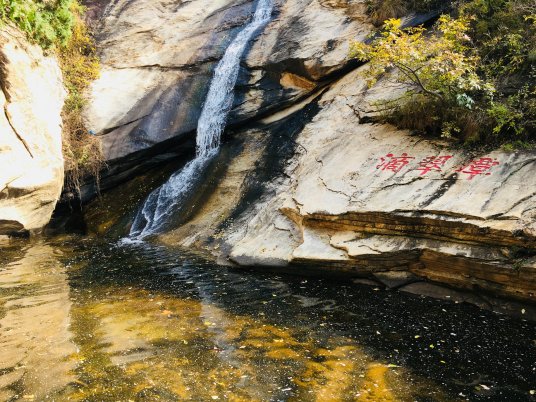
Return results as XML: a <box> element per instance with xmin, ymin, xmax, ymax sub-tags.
<box><xmin>1</xmin><ymin>237</ymin><xmax>535</xmax><ymax>401</ymax></box>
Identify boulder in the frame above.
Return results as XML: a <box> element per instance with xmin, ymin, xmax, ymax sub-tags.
<box><xmin>0</xmin><ymin>26</ymin><xmax>66</xmax><ymax>235</ymax></box>
<box><xmin>216</xmin><ymin>67</ymin><xmax>536</xmax><ymax>303</ymax></box>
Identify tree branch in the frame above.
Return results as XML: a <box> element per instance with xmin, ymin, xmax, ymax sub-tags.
<box><xmin>396</xmin><ymin>62</ymin><xmax>444</xmax><ymax>102</ymax></box>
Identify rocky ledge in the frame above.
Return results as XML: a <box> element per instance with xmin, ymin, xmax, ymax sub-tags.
<box><xmin>222</xmin><ymin>69</ymin><xmax>536</xmax><ymax>306</ymax></box>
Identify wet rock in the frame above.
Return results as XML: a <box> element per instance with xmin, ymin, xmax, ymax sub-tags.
<box><xmin>372</xmin><ymin>271</ymin><xmax>420</xmax><ymax>289</ymax></box>
<box><xmin>399</xmin><ymin>282</ymin><xmax>487</xmax><ymax>306</ymax></box>
<box><xmin>351</xmin><ymin>278</ymin><xmax>381</xmax><ymax>287</ymax></box>
<box><xmin>397</xmin><ymin>281</ymin><xmax>536</xmax><ymax>319</ymax></box>
<box><xmin>0</xmin><ymin>26</ymin><xmax>66</xmax><ymax>235</ymax></box>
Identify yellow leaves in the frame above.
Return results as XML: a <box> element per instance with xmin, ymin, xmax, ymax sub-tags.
<box><xmin>349</xmin><ymin>41</ymin><xmax>370</xmax><ymax>61</ymax></box>
<box><xmin>348</xmin><ymin>13</ymin><xmax>493</xmax><ymax>103</ymax></box>
<box><xmin>383</xmin><ymin>18</ymin><xmax>402</xmax><ymax>31</ymax></box>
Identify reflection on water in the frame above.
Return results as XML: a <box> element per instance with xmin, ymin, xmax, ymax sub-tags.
<box><xmin>0</xmin><ymin>241</ymin><xmax>76</xmax><ymax>401</ymax></box>
<box><xmin>1</xmin><ymin>237</ymin><xmax>535</xmax><ymax>401</ymax></box>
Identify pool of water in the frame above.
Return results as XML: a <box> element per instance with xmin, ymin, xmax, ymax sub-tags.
<box><xmin>1</xmin><ymin>236</ymin><xmax>535</xmax><ymax>401</ymax></box>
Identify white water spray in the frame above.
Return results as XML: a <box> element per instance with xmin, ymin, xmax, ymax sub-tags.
<box><xmin>129</xmin><ymin>0</ymin><xmax>274</xmax><ymax>239</ymax></box>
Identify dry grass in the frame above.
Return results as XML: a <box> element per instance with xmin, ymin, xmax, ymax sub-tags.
<box><xmin>365</xmin><ymin>0</ymin><xmax>445</xmax><ymax>25</ymax></box>
<box><xmin>58</xmin><ymin>1</ymin><xmax>103</xmax><ymax>197</ymax></box>
<box><xmin>386</xmin><ymin>93</ymin><xmax>492</xmax><ymax>143</ymax></box>
<box><xmin>62</xmin><ymin>108</ymin><xmax>104</xmax><ymax>197</ymax></box>
<box><xmin>366</xmin><ymin>0</ymin><xmax>408</xmax><ymax>25</ymax></box>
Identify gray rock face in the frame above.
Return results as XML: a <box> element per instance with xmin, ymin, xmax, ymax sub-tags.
<box><xmin>84</xmin><ymin>0</ymin><xmax>374</xmax><ymax>162</ymax></box>
<box><xmin>0</xmin><ymin>26</ymin><xmax>66</xmax><ymax>235</ymax></box>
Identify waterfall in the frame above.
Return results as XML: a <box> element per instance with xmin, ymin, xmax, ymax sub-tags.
<box><xmin>128</xmin><ymin>0</ymin><xmax>274</xmax><ymax>240</ymax></box>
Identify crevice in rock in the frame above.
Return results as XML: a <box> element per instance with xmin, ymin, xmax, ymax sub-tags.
<box><xmin>302</xmin><ymin>211</ymin><xmax>536</xmax><ymax>248</ymax></box>
<box><xmin>0</xmin><ymin>174</ymin><xmax>24</xmax><ymax>195</ymax></box>
<box><xmin>395</xmin><ymin>209</ymin><xmax>487</xmax><ymax>221</ymax></box>
<box><xmin>272</xmin><ymin>222</ymin><xmax>290</xmax><ymax>232</ymax></box>
<box><xmin>100</xmin><ymin>113</ymin><xmax>151</xmax><ymax>135</ymax></box>
<box><xmin>109</xmin><ymin>56</ymin><xmax>219</xmax><ymax>72</ymax></box>
<box><xmin>345</xmin><ymin>102</ymin><xmax>361</xmax><ymax>119</ymax></box>
<box><xmin>481</xmin><ymin>157</ymin><xmax>536</xmax><ymax>212</ymax></box>
<box><xmin>318</xmin><ymin>176</ymin><xmax>351</xmax><ymax>201</ymax></box>
<box><xmin>291</xmin><ymin>197</ymin><xmax>304</xmax><ymax>210</ymax></box>
<box><xmin>418</xmin><ymin>172</ymin><xmax>457</xmax><ymax>208</ymax></box>
<box><xmin>373</xmin><ymin>176</ymin><xmax>423</xmax><ymax>193</ymax></box>
<box><xmin>488</xmin><ymin>192</ymin><xmax>536</xmax><ymax>220</ymax></box>
<box><xmin>3</xmin><ymin>105</ymin><xmax>33</xmax><ymax>159</ymax></box>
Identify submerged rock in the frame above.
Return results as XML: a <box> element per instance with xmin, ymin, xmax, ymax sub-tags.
<box><xmin>0</xmin><ymin>26</ymin><xmax>66</xmax><ymax>235</ymax></box>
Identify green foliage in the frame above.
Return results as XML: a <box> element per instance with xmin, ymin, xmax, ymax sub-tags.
<box><xmin>461</xmin><ymin>0</ymin><xmax>536</xmax><ymax>142</ymax></box>
<box><xmin>350</xmin><ymin>16</ymin><xmax>494</xmax><ymax>104</ymax></box>
<box><xmin>0</xmin><ymin>0</ymin><xmax>76</xmax><ymax>49</ymax></box>
<box><xmin>349</xmin><ymin>0</ymin><xmax>536</xmax><ymax>146</ymax></box>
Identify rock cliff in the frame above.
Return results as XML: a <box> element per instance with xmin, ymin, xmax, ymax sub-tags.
<box><xmin>81</xmin><ymin>0</ymin><xmax>535</xmax><ymax>309</ymax></box>
<box><xmin>0</xmin><ymin>26</ymin><xmax>66</xmax><ymax>235</ymax></box>
<box><xmin>221</xmin><ymin>69</ymin><xmax>536</xmax><ymax>304</ymax></box>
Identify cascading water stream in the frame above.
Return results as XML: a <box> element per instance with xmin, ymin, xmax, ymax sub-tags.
<box><xmin>128</xmin><ymin>0</ymin><xmax>273</xmax><ymax>240</ymax></box>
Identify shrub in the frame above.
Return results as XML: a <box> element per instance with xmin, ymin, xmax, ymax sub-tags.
<box><xmin>350</xmin><ymin>16</ymin><xmax>493</xmax><ymax>103</ymax></box>
<box><xmin>58</xmin><ymin>1</ymin><xmax>103</xmax><ymax>196</ymax></box>
<box><xmin>350</xmin><ymin>1</ymin><xmax>536</xmax><ymax>147</ymax></box>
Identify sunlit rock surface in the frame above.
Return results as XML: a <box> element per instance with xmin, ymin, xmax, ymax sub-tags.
<box><xmin>0</xmin><ymin>26</ymin><xmax>66</xmax><ymax>234</ymax></box>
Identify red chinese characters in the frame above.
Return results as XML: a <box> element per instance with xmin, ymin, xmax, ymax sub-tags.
<box><xmin>375</xmin><ymin>152</ymin><xmax>500</xmax><ymax>179</ymax></box>
<box><xmin>416</xmin><ymin>155</ymin><xmax>453</xmax><ymax>176</ymax></box>
<box><xmin>376</xmin><ymin>153</ymin><xmax>415</xmax><ymax>173</ymax></box>
<box><xmin>456</xmin><ymin>157</ymin><xmax>500</xmax><ymax>180</ymax></box>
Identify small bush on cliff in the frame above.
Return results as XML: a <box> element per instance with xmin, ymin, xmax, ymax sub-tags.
<box><xmin>351</xmin><ymin>16</ymin><xmax>495</xmax><ymax>139</ymax></box>
<box><xmin>1</xmin><ymin>0</ymin><xmax>103</xmax><ymax>195</ymax></box>
<box><xmin>351</xmin><ymin>17</ymin><xmax>492</xmax><ymax>104</ymax></box>
<box><xmin>350</xmin><ymin>0</ymin><xmax>536</xmax><ymax>147</ymax></box>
